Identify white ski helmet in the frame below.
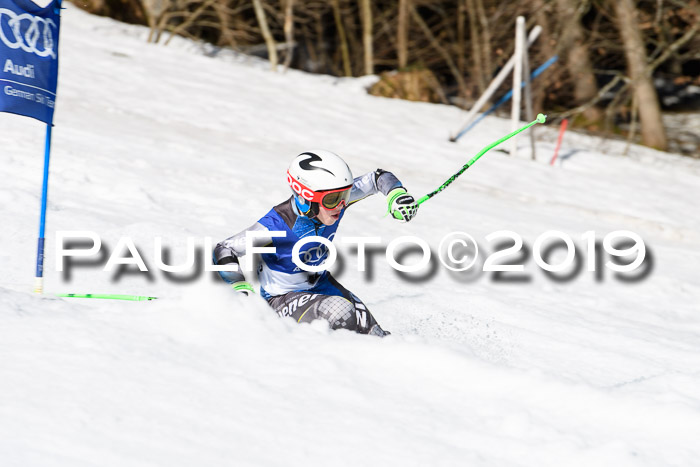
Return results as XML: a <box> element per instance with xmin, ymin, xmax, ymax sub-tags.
<box><xmin>287</xmin><ymin>150</ymin><xmax>353</xmax><ymax>215</ymax></box>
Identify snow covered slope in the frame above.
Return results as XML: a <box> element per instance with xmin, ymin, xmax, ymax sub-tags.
<box><xmin>2</xmin><ymin>5</ymin><xmax>700</xmax><ymax>466</ymax></box>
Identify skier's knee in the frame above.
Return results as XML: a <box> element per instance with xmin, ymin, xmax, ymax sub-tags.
<box><xmin>316</xmin><ymin>296</ymin><xmax>356</xmax><ymax>331</ymax></box>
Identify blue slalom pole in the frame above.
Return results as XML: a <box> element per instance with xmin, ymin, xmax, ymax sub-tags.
<box><xmin>33</xmin><ymin>0</ymin><xmax>63</xmax><ymax>293</ymax></box>
<box><xmin>453</xmin><ymin>55</ymin><xmax>559</xmax><ymax>142</ymax></box>
<box><xmin>34</xmin><ymin>124</ymin><xmax>53</xmax><ymax>294</ymax></box>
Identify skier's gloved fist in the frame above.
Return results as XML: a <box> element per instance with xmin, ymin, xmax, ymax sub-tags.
<box><xmin>387</xmin><ymin>187</ymin><xmax>419</xmax><ymax>222</ymax></box>
<box><xmin>231</xmin><ymin>281</ymin><xmax>256</xmax><ymax>296</ymax></box>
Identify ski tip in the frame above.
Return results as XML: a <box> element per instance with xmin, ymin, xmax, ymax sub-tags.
<box><xmin>56</xmin><ymin>293</ymin><xmax>158</xmax><ymax>301</ymax></box>
<box><xmin>536</xmin><ymin>113</ymin><xmax>547</xmax><ymax>124</ymax></box>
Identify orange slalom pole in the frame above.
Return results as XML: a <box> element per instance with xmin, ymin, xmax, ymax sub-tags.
<box><xmin>550</xmin><ymin>118</ymin><xmax>569</xmax><ymax>166</ymax></box>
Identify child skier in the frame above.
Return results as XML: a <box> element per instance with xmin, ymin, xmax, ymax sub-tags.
<box><xmin>214</xmin><ymin>150</ymin><xmax>419</xmax><ymax>336</ymax></box>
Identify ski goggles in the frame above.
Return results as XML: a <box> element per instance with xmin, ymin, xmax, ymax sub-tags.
<box><xmin>288</xmin><ymin>172</ymin><xmax>352</xmax><ymax>209</ymax></box>
<box><xmin>318</xmin><ymin>187</ymin><xmax>352</xmax><ymax>209</ymax></box>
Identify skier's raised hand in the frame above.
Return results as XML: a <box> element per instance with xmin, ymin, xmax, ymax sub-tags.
<box><xmin>387</xmin><ymin>187</ymin><xmax>419</xmax><ymax>222</ymax></box>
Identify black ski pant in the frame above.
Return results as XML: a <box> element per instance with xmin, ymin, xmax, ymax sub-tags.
<box><xmin>266</xmin><ymin>275</ymin><xmax>388</xmax><ymax>336</ymax></box>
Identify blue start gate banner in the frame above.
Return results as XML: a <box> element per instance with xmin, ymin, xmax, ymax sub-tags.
<box><xmin>0</xmin><ymin>0</ymin><xmax>60</xmax><ymax>124</ymax></box>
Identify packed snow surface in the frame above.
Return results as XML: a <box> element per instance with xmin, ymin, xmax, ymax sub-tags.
<box><xmin>2</xmin><ymin>5</ymin><xmax>700</xmax><ymax>466</ymax></box>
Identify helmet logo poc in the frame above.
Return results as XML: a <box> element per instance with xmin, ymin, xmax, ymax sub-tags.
<box><xmin>287</xmin><ymin>173</ymin><xmax>315</xmax><ymax>201</ymax></box>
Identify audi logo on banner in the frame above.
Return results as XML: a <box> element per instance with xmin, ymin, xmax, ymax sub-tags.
<box><xmin>0</xmin><ymin>8</ymin><xmax>58</xmax><ymax>59</ymax></box>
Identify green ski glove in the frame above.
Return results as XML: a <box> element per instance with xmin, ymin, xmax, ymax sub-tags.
<box><xmin>387</xmin><ymin>187</ymin><xmax>419</xmax><ymax>222</ymax></box>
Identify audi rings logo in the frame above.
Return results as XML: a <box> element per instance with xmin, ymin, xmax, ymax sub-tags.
<box><xmin>299</xmin><ymin>233</ymin><xmax>335</xmax><ymax>265</ymax></box>
<box><xmin>0</xmin><ymin>9</ymin><xmax>57</xmax><ymax>59</ymax></box>
<box><xmin>301</xmin><ymin>244</ymin><xmax>328</xmax><ymax>264</ymax></box>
